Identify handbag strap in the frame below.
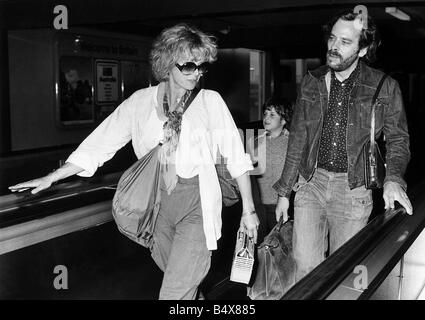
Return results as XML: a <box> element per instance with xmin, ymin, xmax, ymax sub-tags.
<box><xmin>182</xmin><ymin>86</ymin><xmax>200</xmax><ymax>113</ymax></box>
<box><xmin>369</xmin><ymin>74</ymin><xmax>388</xmax><ymax>154</ymax></box>
<box><xmin>163</xmin><ymin>86</ymin><xmax>200</xmax><ymax>115</ymax></box>
<box><xmin>275</xmin><ymin>215</ymin><xmax>285</xmax><ymax>232</ymax></box>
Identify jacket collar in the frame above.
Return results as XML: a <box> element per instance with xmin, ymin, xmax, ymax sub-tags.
<box><xmin>309</xmin><ymin>60</ymin><xmax>379</xmax><ymax>88</ymax></box>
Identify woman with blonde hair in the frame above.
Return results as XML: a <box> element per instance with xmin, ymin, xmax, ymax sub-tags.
<box><xmin>10</xmin><ymin>23</ymin><xmax>259</xmax><ymax>300</ymax></box>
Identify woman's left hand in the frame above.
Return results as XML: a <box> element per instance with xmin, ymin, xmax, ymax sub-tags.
<box><xmin>240</xmin><ymin>213</ymin><xmax>260</xmax><ymax>244</ymax></box>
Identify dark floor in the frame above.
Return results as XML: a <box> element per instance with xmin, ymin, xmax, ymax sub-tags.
<box><xmin>0</xmin><ymin>221</ymin><xmax>162</xmax><ymax>299</ymax></box>
<box><xmin>0</xmin><ymin>201</ymin><xmax>251</xmax><ymax>300</ymax></box>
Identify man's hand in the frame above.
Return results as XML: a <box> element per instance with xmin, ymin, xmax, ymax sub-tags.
<box><xmin>275</xmin><ymin>196</ymin><xmax>290</xmax><ymax>222</ymax></box>
<box><xmin>383</xmin><ymin>181</ymin><xmax>413</xmax><ymax>215</ymax></box>
<box><xmin>240</xmin><ymin>213</ymin><xmax>260</xmax><ymax>244</ymax></box>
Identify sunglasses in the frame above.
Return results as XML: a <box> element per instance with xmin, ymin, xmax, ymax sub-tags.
<box><xmin>175</xmin><ymin>62</ymin><xmax>209</xmax><ymax>75</ymax></box>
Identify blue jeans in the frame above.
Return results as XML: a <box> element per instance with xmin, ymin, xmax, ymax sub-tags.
<box><xmin>293</xmin><ymin>168</ymin><xmax>372</xmax><ymax>281</ymax></box>
<box><xmin>151</xmin><ymin>175</ymin><xmax>211</xmax><ymax>300</ymax></box>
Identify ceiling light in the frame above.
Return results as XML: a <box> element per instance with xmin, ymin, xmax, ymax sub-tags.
<box><xmin>385</xmin><ymin>7</ymin><xmax>411</xmax><ymax>21</ymax></box>
<box><xmin>219</xmin><ymin>26</ymin><xmax>231</xmax><ymax>35</ymax></box>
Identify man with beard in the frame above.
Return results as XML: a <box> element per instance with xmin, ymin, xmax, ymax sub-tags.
<box><xmin>273</xmin><ymin>10</ymin><xmax>412</xmax><ymax>281</ymax></box>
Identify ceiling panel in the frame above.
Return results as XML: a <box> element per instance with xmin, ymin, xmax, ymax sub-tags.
<box><xmin>2</xmin><ymin>0</ymin><xmax>425</xmax><ymax>53</ymax></box>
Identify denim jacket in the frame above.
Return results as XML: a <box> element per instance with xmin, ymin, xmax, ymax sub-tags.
<box><xmin>273</xmin><ymin>61</ymin><xmax>410</xmax><ymax>198</ymax></box>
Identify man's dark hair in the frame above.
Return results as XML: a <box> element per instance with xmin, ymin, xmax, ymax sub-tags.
<box><xmin>323</xmin><ymin>9</ymin><xmax>381</xmax><ymax>64</ymax></box>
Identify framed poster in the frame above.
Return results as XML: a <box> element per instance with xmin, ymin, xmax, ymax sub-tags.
<box><xmin>95</xmin><ymin>59</ymin><xmax>119</xmax><ymax>104</ymax></box>
<box><xmin>59</xmin><ymin>56</ymin><xmax>95</xmax><ymax>125</ymax></box>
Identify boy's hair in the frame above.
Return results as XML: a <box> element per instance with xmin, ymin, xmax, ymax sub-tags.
<box><xmin>262</xmin><ymin>97</ymin><xmax>293</xmax><ymax>127</ymax></box>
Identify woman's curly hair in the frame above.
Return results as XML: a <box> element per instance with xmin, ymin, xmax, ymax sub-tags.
<box><xmin>150</xmin><ymin>23</ymin><xmax>218</xmax><ymax>82</ymax></box>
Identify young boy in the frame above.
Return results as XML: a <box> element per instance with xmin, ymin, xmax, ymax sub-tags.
<box><xmin>248</xmin><ymin>98</ymin><xmax>293</xmax><ymax>241</ymax></box>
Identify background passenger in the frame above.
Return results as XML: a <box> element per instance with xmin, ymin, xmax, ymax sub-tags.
<box><xmin>248</xmin><ymin>97</ymin><xmax>293</xmax><ymax>242</ymax></box>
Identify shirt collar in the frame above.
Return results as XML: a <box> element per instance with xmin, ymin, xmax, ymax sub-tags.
<box><xmin>266</xmin><ymin>128</ymin><xmax>289</xmax><ymax>139</ymax></box>
<box><xmin>331</xmin><ymin>62</ymin><xmax>360</xmax><ymax>86</ymax></box>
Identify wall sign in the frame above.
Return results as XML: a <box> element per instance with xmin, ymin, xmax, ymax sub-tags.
<box><xmin>96</xmin><ymin>60</ymin><xmax>119</xmax><ymax>104</ymax></box>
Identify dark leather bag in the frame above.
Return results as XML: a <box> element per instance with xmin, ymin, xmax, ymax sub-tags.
<box><xmin>247</xmin><ymin>217</ymin><xmax>296</xmax><ymax>300</ymax></box>
<box><xmin>215</xmin><ymin>152</ymin><xmax>240</xmax><ymax>207</ymax></box>
<box><xmin>364</xmin><ymin>74</ymin><xmax>387</xmax><ymax>189</ymax></box>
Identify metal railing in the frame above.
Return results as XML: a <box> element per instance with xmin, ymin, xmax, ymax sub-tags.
<box><xmin>281</xmin><ymin>182</ymin><xmax>425</xmax><ymax>300</ymax></box>
<box><xmin>0</xmin><ymin>172</ymin><xmax>121</xmax><ymax>228</ymax></box>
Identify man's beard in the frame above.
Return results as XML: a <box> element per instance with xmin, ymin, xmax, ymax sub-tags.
<box><xmin>326</xmin><ymin>50</ymin><xmax>359</xmax><ymax>71</ymax></box>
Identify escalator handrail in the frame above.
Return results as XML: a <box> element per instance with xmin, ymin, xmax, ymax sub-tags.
<box><xmin>357</xmin><ymin>196</ymin><xmax>425</xmax><ymax>299</ymax></box>
<box><xmin>281</xmin><ymin>206</ymin><xmax>409</xmax><ymax>300</ymax></box>
<box><xmin>0</xmin><ymin>172</ymin><xmax>121</xmax><ymax>214</ymax></box>
<box><xmin>281</xmin><ymin>181</ymin><xmax>425</xmax><ymax>300</ymax></box>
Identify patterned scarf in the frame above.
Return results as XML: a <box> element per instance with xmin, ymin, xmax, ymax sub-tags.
<box><xmin>160</xmin><ymin>89</ymin><xmax>192</xmax><ymax>194</ymax></box>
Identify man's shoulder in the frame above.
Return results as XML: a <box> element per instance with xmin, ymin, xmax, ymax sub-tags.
<box><xmin>300</xmin><ymin>65</ymin><xmax>328</xmax><ymax>88</ymax></box>
<box><xmin>360</xmin><ymin>63</ymin><xmax>399</xmax><ymax>93</ymax></box>
<box><xmin>362</xmin><ymin>63</ymin><xmax>386</xmax><ymax>79</ymax></box>
<box><xmin>307</xmin><ymin>64</ymin><xmax>329</xmax><ymax>79</ymax></box>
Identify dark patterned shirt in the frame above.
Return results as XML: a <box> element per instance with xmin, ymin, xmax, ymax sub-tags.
<box><xmin>317</xmin><ymin>64</ymin><xmax>359</xmax><ymax>173</ymax></box>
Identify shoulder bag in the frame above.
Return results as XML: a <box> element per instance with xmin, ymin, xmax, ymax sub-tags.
<box><xmin>363</xmin><ymin>74</ymin><xmax>387</xmax><ymax>189</ymax></box>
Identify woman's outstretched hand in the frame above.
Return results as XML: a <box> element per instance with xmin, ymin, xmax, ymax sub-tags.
<box><xmin>9</xmin><ymin>175</ymin><xmax>54</xmax><ymax>195</ymax></box>
<box><xmin>9</xmin><ymin>163</ymin><xmax>84</xmax><ymax>195</ymax></box>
